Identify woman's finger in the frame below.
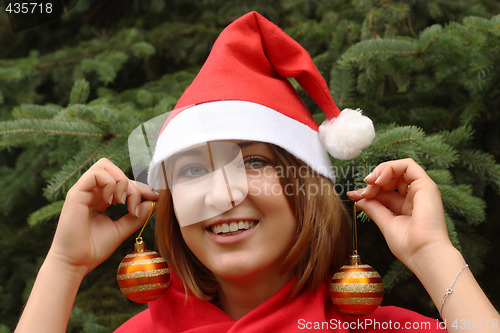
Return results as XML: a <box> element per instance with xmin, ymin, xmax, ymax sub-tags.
<box><xmin>72</xmin><ymin>159</ymin><xmax>120</xmax><ymax>204</ymax></box>
<box><xmin>91</xmin><ymin>169</ymin><xmax>117</xmax><ymax>206</ymax></box>
<box><xmin>109</xmin><ymin>172</ymin><xmax>129</xmax><ymax>204</ymax></box>
<box><xmin>346</xmin><ymin>188</ymin><xmax>363</xmax><ymax>201</ymax></box>
<box><xmin>367</xmin><ymin>158</ymin><xmax>430</xmax><ymax>188</ymax></box>
<box><xmin>124</xmin><ymin>181</ymin><xmax>159</xmax><ymax>217</ymax></box>
<box><xmin>135</xmin><ymin>181</ymin><xmax>159</xmax><ymax>201</ymax></box>
<box><xmin>126</xmin><ymin>180</ymin><xmax>143</xmax><ymax>217</ymax></box>
<box><xmin>112</xmin><ymin>200</ymin><xmax>156</xmax><ymax>245</ymax></box>
<box><xmin>398</xmin><ymin>179</ymin><xmax>411</xmax><ymax>196</ymax></box>
<box><xmin>355</xmin><ymin>198</ymin><xmax>396</xmax><ymax>235</ymax></box>
<box><xmin>101</xmin><ymin>159</ymin><xmax>132</xmax><ymax>204</ymax></box>
<box><xmin>348</xmin><ymin>189</ymin><xmax>409</xmax><ymax>216</ymax></box>
<box><xmin>360</xmin><ymin>183</ymin><xmax>380</xmax><ymax>198</ymax></box>
<box><xmin>373</xmin><ymin>190</ymin><xmax>407</xmax><ymax>215</ymax></box>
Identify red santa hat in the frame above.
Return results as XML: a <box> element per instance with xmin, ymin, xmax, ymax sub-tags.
<box><xmin>148</xmin><ymin>11</ymin><xmax>374</xmax><ymax>187</ymax></box>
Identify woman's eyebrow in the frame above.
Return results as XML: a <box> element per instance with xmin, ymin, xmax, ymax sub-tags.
<box><xmin>176</xmin><ymin>149</ymin><xmax>203</xmax><ymax>157</ymax></box>
<box><xmin>169</xmin><ymin>148</ymin><xmax>204</xmax><ymax>171</ymax></box>
<box><xmin>236</xmin><ymin>141</ymin><xmax>260</xmax><ymax>149</ymax></box>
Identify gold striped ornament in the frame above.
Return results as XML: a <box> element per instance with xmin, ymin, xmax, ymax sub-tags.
<box><xmin>117</xmin><ymin>238</ymin><xmax>170</xmax><ymax>303</ymax></box>
<box><xmin>330</xmin><ymin>202</ymin><xmax>384</xmax><ymax>316</ymax></box>
<box><xmin>117</xmin><ymin>202</ymin><xmax>170</xmax><ymax>303</ymax></box>
<box><xmin>330</xmin><ymin>254</ymin><xmax>384</xmax><ymax>316</ymax></box>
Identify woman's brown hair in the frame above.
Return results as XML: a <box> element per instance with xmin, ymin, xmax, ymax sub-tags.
<box><xmin>155</xmin><ymin>144</ymin><xmax>351</xmax><ymax>300</ymax></box>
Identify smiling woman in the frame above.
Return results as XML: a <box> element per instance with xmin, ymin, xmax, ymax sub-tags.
<box><xmin>14</xmin><ymin>10</ymin><xmax>499</xmax><ymax>333</ymax></box>
<box><xmin>155</xmin><ymin>142</ymin><xmax>350</xmax><ymax>312</ymax></box>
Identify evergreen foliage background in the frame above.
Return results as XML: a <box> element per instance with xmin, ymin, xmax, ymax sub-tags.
<box><xmin>1</xmin><ymin>0</ymin><xmax>500</xmax><ymax>331</ymax></box>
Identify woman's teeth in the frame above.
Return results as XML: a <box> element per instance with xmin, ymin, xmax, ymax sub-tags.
<box><xmin>210</xmin><ymin>221</ymin><xmax>256</xmax><ymax>235</ymax></box>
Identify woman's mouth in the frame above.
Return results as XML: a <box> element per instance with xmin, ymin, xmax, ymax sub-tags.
<box><xmin>209</xmin><ymin>221</ymin><xmax>258</xmax><ymax>236</ymax></box>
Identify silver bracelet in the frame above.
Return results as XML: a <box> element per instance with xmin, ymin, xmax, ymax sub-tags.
<box><xmin>440</xmin><ymin>263</ymin><xmax>469</xmax><ymax>317</ymax></box>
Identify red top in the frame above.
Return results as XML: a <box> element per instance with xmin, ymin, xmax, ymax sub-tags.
<box><xmin>115</xmin><ymin>271</ymin><xmax>447</xmax><ymax>332</ymax></box>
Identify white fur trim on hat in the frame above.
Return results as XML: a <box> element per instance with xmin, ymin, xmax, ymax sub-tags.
<box><xmin>148</xmin><ymin>101</ymin><xmax>336</xmax><ymax>190</ymax></box>
<box><xmin>318</xmin><ymin>109</ymin><xmax>375</xmax><ymax>160</ymax></box>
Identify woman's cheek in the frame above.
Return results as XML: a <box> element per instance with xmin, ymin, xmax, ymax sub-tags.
<box><xmin>248</xmin><ymin>176</ymin><xmax>283</xmax><ymax>198</ymax></box>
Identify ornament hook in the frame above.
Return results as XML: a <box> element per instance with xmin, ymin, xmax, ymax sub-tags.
<box><xmin>134</xmin><ymin>201</ymin><xmax>156</xmax><ymax>252</ymax></box>
<box><xmin>136</xmin><ymin>201</ymin><xmax>156</xmax><ymax>242</ymax></box>
<box><xmin>353</xmin><ymin>201</ymin><xmax>358</xmax><ymax>255</ymax></box>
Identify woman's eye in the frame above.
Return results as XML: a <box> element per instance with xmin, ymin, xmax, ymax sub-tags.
<box><xmin>178</xmin><ymin>164</ymin><xmax>208</xmax><ymax>178</ymax></box>
<box><xmin>243</xmin><ymin>156</ymin><xmax>270</xmax><ymax>169</ymax></box>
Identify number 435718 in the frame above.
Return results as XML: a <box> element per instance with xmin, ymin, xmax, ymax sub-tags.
<box><xmin>5</xmin><ymin>2</ymin><xmax>53</xmax><ymax>14</ymax></box>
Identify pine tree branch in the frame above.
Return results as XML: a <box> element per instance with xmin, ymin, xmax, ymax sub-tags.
<box><xmin>44</xmin><ymin>137</ymin><xmax>129</xmax><ymax>200</ymax></box>
<box><xmin>36</xmin><ymin>59</ymin><xmax>79</xmax><ymax>69</ymax></box>
<box><xmin>407</xmin><ymin>13</ymin><xmax>417</xmax><ymax>38</ymax></box>
<box><xmin>370</xmin><ymin>125</ymin><xmax>423</xmax><ymax>151</ymax></box>
<box><xmin>417</xmin><ymin>135</ymin><xmax>458</xmax><ymax>168</ymax></box>
<box><xmin>69</xmin><ymin>79</ymin><xmax>90</xmax><ymax>105</ymax></box>
<box><xmin>458</xmin><ymin>149</ymin><xmax>500</xmax><ymax>192</ymax></box>
<box><xmin>44</xmin><ymin>140</ymin><xmax>108</xmax><ymax>200</ymax></box>
<box><xmin>101</xmin><ymin>139</ymin><xmax>129</xmax><ymax>169</ymax></box>
<box><xmin>12</xmin><ymin>104</ymin><xmax>62</xmax><ymax>119</ymax></box>
<box><xmin>439</xmin><ymin>184</ymin><xmax>486</xmax><ymax>225</ymax></box>
<box><xmin>27</xmin><ymin>201</ymin><xmax>65</xmax><ymax>227</ymax></box>
<box><xmin>0</xmin><ymin>119</ymin><xmax>105</xmax><ymax>140</ymax></box>
<box><xmin>339</xmin><ymin>39</ymin><xmax>418</xmax><ymax>68</ymax></box>
<box><xmin>383</xmin><ymin>259</ymin><xmax>412</xmax><ymax>292</ymax></box>
<box><xmin>443</xmin><ymin>212</ymin><xmax>462</xmax><ymax>251</ymax></box>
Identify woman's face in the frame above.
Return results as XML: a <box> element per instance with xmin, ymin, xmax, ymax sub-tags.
<box><xmin>175</xmin><ymin>141</ymin><xmax>297</xmax><ymax>281</ymax></box>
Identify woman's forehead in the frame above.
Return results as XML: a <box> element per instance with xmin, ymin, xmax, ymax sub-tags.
<box><xmin>178</xmin><ymin>140</ymin><xmax>270</xmax><ymax>153</ymax></box>
<box><xmin>168</xmin><ymin>140</ymin><xmax>271</xmax><ymax>165</ymax></box>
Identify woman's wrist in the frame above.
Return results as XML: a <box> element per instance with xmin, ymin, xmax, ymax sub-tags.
<box><xmin>406</xmin><ymin>242</ymin><xmax>465</xmax><ymax>283</ymax></box>
<box><xmin>44</xmin><ymin>250</ymin><xmax>89</xmax><ymax>282</ymax></box>
<box><xmin>406</xmin><ymin>241</ymin><xmax>463</xmax><ymax>278</ymax></box>
<box><xmin>406</xmin><ymin>242</ymin><xmax>469</xmax><ymax>314</ymax></box>
<box><xmin>15</xmin><ymin>251</ymin><xmax>87</xmax><ymax>333</ymax></box>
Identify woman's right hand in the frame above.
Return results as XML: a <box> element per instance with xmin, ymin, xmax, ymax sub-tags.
<box><xmin>16</xmin><ymin>158</ymin><xmax>158</xmax><ymax>333</ymax></box>
<box><xmin>47</xmin><ymin>158</ymin><xmax>158</xmax><ymax>277</ymax></box>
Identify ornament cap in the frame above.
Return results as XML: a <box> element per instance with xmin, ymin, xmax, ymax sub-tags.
<box><xmin>349</xmin><ymin>254</ymin><xmax>361</xmax><ymax>265</ymax></box>
<box><xmin>134</xmin><ymin>237</ymin><xmax>146</xmax><ymax>252</ymax></box>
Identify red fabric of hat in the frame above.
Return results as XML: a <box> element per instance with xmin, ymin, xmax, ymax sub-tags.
<box><xmin>173</xmin><ymin>11</ymin><xmax>339</xmax><ymax>131</ymax></box>
<box><xmin>149</xmin><ymin>12</ymin><xmax>375</xmax><ymax>189</ymax></box>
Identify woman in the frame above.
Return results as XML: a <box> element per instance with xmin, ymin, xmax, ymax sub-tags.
<box><xmin>16</xmin><ymin>11</ymin><xmax>498</xmax><ymax>332</ymax></box>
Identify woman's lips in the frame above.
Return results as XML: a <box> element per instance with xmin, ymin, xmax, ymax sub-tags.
<box><xmin>206</xmin><ymin>220</ymin><xmax>259</xmax><ymax>244</ymax></box>
<box><xmin>209</xmin><ymin>220</ymin><xmax>257</xmax><ymax>235</ymax></box>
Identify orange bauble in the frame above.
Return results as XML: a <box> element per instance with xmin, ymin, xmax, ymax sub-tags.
<box><xmin>330</xmin><ymin>254</ymin><xmax>384</xmax><ymax>316</ymax></box>
<box><xmin>117</xmin><ymin>239</ymin><xmax>170</xmax><ymax>303</ymax></box>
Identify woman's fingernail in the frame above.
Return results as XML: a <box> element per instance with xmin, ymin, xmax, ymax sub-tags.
<box><xmin>121</xmin><ymin>193</ymin><xmax>127</xmax><ymax>204</ymax></box>
<box><xmin>135</xmin><ymin>207</ymin><xmax>140</xmax><ymax>217</ymax></box>
<box><xmin>361</xmin><ymin>188</ymin><xmax>367</xmax><ymax>196</ymax></box>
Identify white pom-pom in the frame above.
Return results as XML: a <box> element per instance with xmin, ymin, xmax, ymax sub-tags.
<box><xmin>318</xmin><ymin>108</ymin><xmax>375</xmax><ymax>160</ymax></box>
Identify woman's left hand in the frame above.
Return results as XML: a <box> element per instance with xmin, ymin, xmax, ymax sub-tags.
<box><xmin>347</xmin><ymin>158</ymin><xmax>453</xmax><ymax>271</ymax></box>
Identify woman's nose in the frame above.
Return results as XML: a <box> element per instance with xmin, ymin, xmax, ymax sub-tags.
<box><xmin>204</xmin><ymin>168</ymin><xmax>246</xmax><ymax>212</ymax></box>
